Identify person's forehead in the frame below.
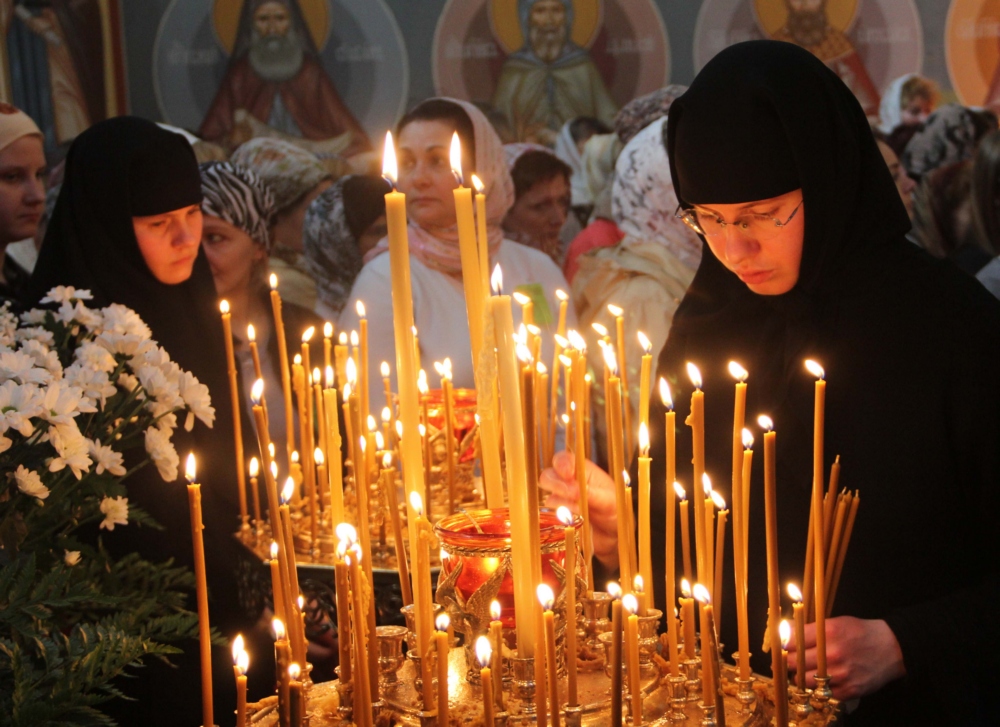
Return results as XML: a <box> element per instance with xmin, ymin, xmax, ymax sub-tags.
<box><xmin>255</xmin><ymin>2</ymin><xmax>289</xmax><ymax>18</ymax></box>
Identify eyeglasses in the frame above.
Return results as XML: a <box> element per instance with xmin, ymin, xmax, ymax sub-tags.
<box><xmin>674</xmin><ymin>199</ymin><xmax>803</xmax><ymax>241</ymax></box>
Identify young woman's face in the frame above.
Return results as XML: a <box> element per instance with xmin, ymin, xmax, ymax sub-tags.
<box><xmin>132</xmin><ymin>204</ymin><xmax>203</xmax><ymax>285</ymax></box>
<box><xmin>201</xmin><ymin>214</ymin><xmax>267</xmax><ymax>298</ymax></box>
<box><xmin>0</xmin><ymin>136</ymin><xmax>46</xmax><ymax>245</ymax></box>
<box><xmin>695</xmin><ymin>188</ymin><xmax>805</xmax><ymax>296</ymax></box>
<box><xmin>397</xmin><ymin>119</ymin><xmax>471</xmax><ymax>230</ymax></box>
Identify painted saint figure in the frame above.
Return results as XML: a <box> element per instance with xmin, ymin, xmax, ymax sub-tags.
<box><xmin>199</xmin><ymin>0</ymin><xmax>370</xmax><ymax>154</ymax></box>
<box><xmin>769</xmin><ymin>0</ymin><xmax>880</xmax><ymax>118</ymax></box>
<box><xmin>492</xmin><ymin>0</ymin><xmax>618</xmax><ymax>143</ymax></box>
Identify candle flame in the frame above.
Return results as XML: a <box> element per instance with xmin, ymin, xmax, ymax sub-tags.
<box><xmin>475</xmin><ymin>635</ymin><xmax>492</xmax><ymax>667</ymax></box>
<box><xmin>294</xmin><ymin>354</ymin><xmax>302</xmax><ymax>366</ymax></box>
<box><xmin>686</xmin><ymin>362</ymin><xmax>703</xmax><ymax>390</ymax></box>
<box><xmin>288</xmin><ymin>663</ymin><xmax>301</xmax><ymax>680</ymax></box>
<box><xmin>622</xmin><ymin>593</ymin><xmax>639</xmax><ymax>615</ymax></box>
<box><xmin>375</xmin><ymin>431</ymin><xmax>385</xmax><ymax>450</ymax></box>
<box><xmin>602</xmin><ymin>342</ymin><xmax>618</xmax><ymax>376</ymax></box>
<box><xmin>359</xmin><ymin>436</ymin><xmax>366</xmax><ymax>453</ymax></box>
<box><xmin>554</xmin><ymin>334</ymin><xmax>569</xmax><ymax>349</ymax></box>
<box><xmin>356</xmin><ymin>300</ymin><xmax>366</xmax><ymax>318</ymax></box>
<box><xmin>559</xmin><ymin>354</ymin><xmax>573</xmax><ymax>368</ymax></box>
<box><xmin>436</xmin><ymin>612</ymin><xmax>451</xmax><ymax>632</ymax></box>
<box><xmin>325</xmin><ymin>365</ymin><xmax>335</xmax><ymax>388</ymax></box>
<box><xmin>409</xmin><ymin>490</ymin><xmax>424</xmax><ymax>517</ymax></box>
<box><xmin>516</xmin><ymin>323</ymin><xmax>527</xmax><ymax>345</ymax></box>
<box><xmin>268</xmin><ymin>443</ymin><xmax>275</xmax><ymax>458</ymax></box>
<box><xmin>556</xmin><ymin>288</ymin><xmax>568</xmax><ymax>302</ymax></box>
<box><xmin>314</xmin><ymin>448</ymin><xmax>324</xmax><ymax>466</ymax></box>
<box><xmin>417</xmin><ymin>369</ymin><xmax>428</xmax><ymax>394</ymax></box>
<box><xmin>251</xmin><ymin>378</ymin><xmax>264</xmax><ymax>404</ymax></box>
<box><xmin>673</xmin><ymin>481</ymin><xmax>686</xmax><ymax>500</ymax></box>
<box><xmin>291</xmin><ymin>450</ymin><xmax>300</xmax><ymax>463</ymax></box>
<box><xmin>395</xmin><ymin>420</ymin><xmax>403</xmax><ymax>438</ymax></box>
<box><xmin>490</xmin><ymin>599</ymin><xmax>502</xmax><ymax>621</ymax></box>
<box><xmin>323</xmin><ymin>321</ymin><xmax>333</xmax><ymax>338</ymax></box>
<box><xmin>343</xmin><ymin>382</ymin><xmax>352</xmax><ymax>399</ymax></box>
<box><xmin>702</xmin><ymin>472</ymin><xmax>712</xmax><ymax>495</ymax></box>
<box><xmin>622</xmin><ymin>470</ymin><xmax>631</xmax><ymax>487</ymax></box>
<box><xmin>232</xmin><ymin>634</ymin><xmax>245</xmax><ymax>664</ymax></box>
<box><xmin>585</xmin><ymin>373</ymin><xmax>592</xmax><ymax>383</ymax></box>
<box><xmin>236</xmin><ymin>647</ymin><xmax>249</xmax><ymax>675</ymax></box>
<box><xmin>184</xmin><ymin>453</ymin><xmax>196</xmax><ymax>483</ymax></box>
<box><xmin>219</xmin><ymin>299</ymin><xmax>230</xmax><ymax>314</ymax></box>
<box><xmin>527</xmin><ymin>324</ymin><xmax>541</xmax><ymax>337</ymax></box>
<box><xmin>338</xmin><ymin>331</ymin><xmax>348</xmax><ymax>345</ymax></box>
<box><xmin>512</xmin><ymin>291</ymin><xmax>531</xmax><ymax>307</ymax></box>
<box><xmin>270</xmin><ymin>461</ymin><xmax>278</xmax><ymax>479</ymax></box>
<box><xmin>658</xmin><ymin>377</ymin><xmax>674</xmax><ymax>410</ymax></box>
<box><xmin>336</xmin><ymin>522</ymin><xmax>358</xmax><ymax>545</ymax></box>
<box><xmin>381</xmin><ymin>406</ymin><xmax>391</xmax><ymax>423</ymax></box>
<box><xmin>382</xmin><ymin>452</ymin><xmax>392</xmax><ymax>468</ymax></box>
<box><xmin>779</xmin><ymin>619</ymin><xmax>791</xmax><ymax>650</ymax></box>
<box><xmin>561</xmin><ymin>413</ymin><xmax>569</xmax><ymax>426</ymax></box>
<box><xmin>350</xmin><ymin>330</ymin><xmax>359</xmax><ymax>347</ymax></box>
<box><xmin>556</xmin><ymin>505</ymin><xmax>574</xmax><ymax>527</ymax></box>
<box><xmin>637</xmin><ymin>331</ymin><xmax>652</xmax><ymax>353</ymax></box>
<box><xmin>247</xmin><ymin>323</ymin><xmax>256</xmax><ymax>342</ymax></box>
<box><xmin>367</xmin><ymin>414</ymin><xmax>377</xmax><ymax>433</ymax></box>
<box><xmin>273</xmin><ymin>618</ymin><xmax>286</xmax><ymax>640</ymax></box>
<box><xmin>281</xmin><ymin>477</ymin><xmax>295</xmax><ymax>504</ymax></box>
<box><xmin>380</xmin><ymin>361</ymin><xmax>390</xmax><ymax>378</ymax></box>
<box><xmin>681</xmin><ymin>579</ymin><xmax>692</xmax><ymax>598</ymax></box>
<box><xmin>471</xmin><ymin>174</ymin><xmax>484</xmax><ymax>193</ymax></box>
<box><xmin>567</xmin><ymin>329</ymin><xmax>587</xmax><ymax>351</ymax></box>
<box><xmin>757</xmin><ymin>414</ymin><xmax>774</xmax><ymax>431</ymax></box>
<box><xmin>302</xmin><ymin>326</ymin><xmax>315</xmax><ymax>343</ymax></box>
<box><xmin>269</xmin><ymin>273</ymin><xmax>278</xmax><ymax>290</ymax></box>
<box><xmin>312</xmin><ymin>367</ymin><xmax>321</xmax><ymax>385</ymax></box>
<box><xmin>606</xmin><ymin>581</ymin><xmax>622</xmax><ymax>599</ymax></box>
<box><xmin>693</xmin><ymin>583</ymin><xmax>711</xmax><ymax>604</ymax></box>
<box><xmin>742</xmin><ymin>428</ymin><xmax>754</xmax><ymax>449</ymax></box>
<box><xmin>382</xmin><ymin>131</ymin><xmax>397</xmax><ymax>182</ymax></box>
<box><xmin>537</xmin><ymin>583</ymin><xmax>555</xmax><ymax>610</ymax></box>
<box><xmin>638</xmin><ymin>422</ymin><xmax>650</xmax><ymax>456</ymax></box>
<box><xmin>787</xmin><ymin>582</ymin><xmax>803</xmax><ymax>603</ymax></box>
<box><xmin>536</xmin><ymin>362</ymin><xmax>547</xmax><ymax>375</ymax></box>
<box><xmin>270</xmin><ymin>541</ymin><xmax>279</xmax><ymax>559</ymax></box>
<box><xmin>591</xmin><ymin>322</ymin><xmax>608</xmax><ymax>337</ymax></box>
<box><xmin>449</xmin><ymin>131</ymin><xmax>463</xmax><ymax>181</ymax></box>
<box><xmin>516</xmin><ymin>343</ymin><xmax>532</xmax><ymax>363</ymax></box>
<box><xmin>728</xmin><ymin>361</ymin><xmax>748</xmax><ymax>382</ymax></box>
<box><xmin>804</xmin><ymin>359</ymin><xmax>825</xmax><ymax>380</ymax></box>
<box><xmin>711</xmin><ymin>489</ymin><xmax>726</xmax><ymax>510</ymax></box>
<box><xmin>346</xmin><ymin>357</ymin><xmax>357</xmax><ymax>385</ymax></box>
<box><xmin>491</xmin><ymin>264</ymin><xmax>503</xmax><ymax>294</ymax></box>
<box><xmin>607</xmin><ymin>303</ymin><xmax>623</xmax><ymax>318</ymax></box>
<box><xmin>249</xmin><ymin>457</ymin><xmax>259</xmax><ymax>478</ymax></box>
<box><xmin>633</xmin><ymin>573</ymin><xmax>644</xmax><ymax>594</ymax></box>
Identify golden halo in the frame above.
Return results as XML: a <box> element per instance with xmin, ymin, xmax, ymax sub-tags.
<box><xmin>752</xmin><ymin>0</ymin><xmax>859</xmax><ymax>37</ymax></box>
<box><xmin>490</xmin><ymin>0</ymin><xmax>602</xmax><ymax>56</ymax></box>
<box><xmin>213</xmin><ymin>0</ymin><xmax>329</xmax><ymax>55</ymax></box>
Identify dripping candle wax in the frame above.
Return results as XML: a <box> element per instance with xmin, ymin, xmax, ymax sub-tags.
<box><xmin>686</xmin><ymin>363</ymin><xmax>707</xmax><ymax>588</ymax></box>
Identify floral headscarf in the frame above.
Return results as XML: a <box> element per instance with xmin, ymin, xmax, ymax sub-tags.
<box><xmin>199</xmin><ymin>162</ymin><xmax>275</xmax><ymax>251</ymax></box>
<box><xmin>230</xmin><ymin>137</ymin><xmax>330</xmax><ymax>213</ymax></box>
<box><xmin>612</xmin><ymin>116</ymin><xmax>701</xmax><ymax>271</ymax></box>
<box><xmin>613</xmin><ymin>85</ymin><xmax>688</xmax><ymax>146</ymax></box>
<box><xmin>303</xmin><ymin>177</ymin><xmax>363</xmax><ymax>316</ymax></box>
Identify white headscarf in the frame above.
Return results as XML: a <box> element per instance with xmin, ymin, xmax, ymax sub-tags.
<box><xmin>878</xmin><ymin>74</ymin><xmax>917</xmax><ymax>134</ymax></box>
<box><xmin>554</xmin><ymin>121</ymin><xmax>590</xmax><ymax>207</ymax></box>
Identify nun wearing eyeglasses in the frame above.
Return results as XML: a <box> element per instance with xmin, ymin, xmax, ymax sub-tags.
<box><xmin>540</xmin><ymin>41</ymin><xmax>1000</xmax><ymax>725</ymax></box>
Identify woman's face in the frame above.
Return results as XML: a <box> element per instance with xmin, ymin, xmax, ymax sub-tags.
<box><xmin>0</xmin><ymin>136</ymin><xmax>46</xmax><ymax>245</ymax></box>
<box><xmin>397</xmin><ymin>119</ymin><xmax>471</xmax><ymax>230</ymax></box>
<box><xmin>132</xmin><ymin>204</ymin><xmax>203</xmax><ymax>285</ymax></box>
<box><xmin>357</xmin><ymin>213</ymin><xmax>387</xmax><ymax>258</ymax></box>
<box><xmin>900</xmin><ymin>97</ymin><xmax>932</xmax><ymax>127</ymax></box>
<box><xmin>273</xmin><ymin>178</ymin><xmax>332</xmax><ymax>253</ymax></box>
<box><xmin>201</xmin><ymin>214</ymin><xmax>267</xmax><ymax>298</ymax></box>
<box><xmin>695</xmin><ymin>188</ymin><xmax>805</xmax><ymax>296</ymax></box>
<box><xmin>504</xmin><ymin>173</ymin><xmax>570</xmax><ymax>247</ymax></box>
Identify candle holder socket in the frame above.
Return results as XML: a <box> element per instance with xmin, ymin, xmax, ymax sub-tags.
<box><xmin>400</xmin><ymin>603</ymin><xmax>442</xmax><ymax>652</ymax></box>
<box><xmin>666</xmin><ymin>674</ymin><xmax>689</xmax><ymax>722</ymax></box>
<box><xmin>790</xmin><ymin>687</ymin><xmax>814</xmax><ymax>724</ymax></box>
<box><xmin>508</xmin><ymin>655</ymin><xmax>537</xmax><ymax>722</ymax></box>
<box><xmin>683</xmin><ymin>659</ymin><xmax>702</xmax><ymax>703</ymax></box>
<box><xmin>334</xmin><ymin>667</ymin><xmax>353</xmax><ymax>723</ymax></box>
<box><xmin>493</xmin><ymin>710</ymin><xmax>511</xmax><ymax>727</ymax></box>
<box><xmin>564</xmin><ymin>704</ymin><xmax>584</xmax><ymax>727</ymax></box>
<box><xmin>637</xmin><ymin>608</ymin><xmax>663</xmax><ymax>672</ymax></box>
<box><xmin>375</xmin><ymin>625</ymin><xmax>408</xmax><ymax>686</ymax></box>
<box><xmin>580</xmin><ymin>591</ymin><xmax>613</xmax><ymax>652</ymax></box>
<box><xmin>810</xmin><ymin>674</ymin><xmax>833</xmax><ymax>713</ymax></box>
<box><xmin>699</xmin><ymin>700</ymin><xmax>717</xmax><ymax>727</ymax></box>
<box><xmin>734</xmin><ymin>676</ymin><xmax>756</xmax><ymax>715</ymax></box>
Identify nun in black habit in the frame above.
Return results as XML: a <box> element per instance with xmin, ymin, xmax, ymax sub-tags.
<box><xmin>27</xmin><ymin>117</ymin><xmax>253</xmax><ymax>726</ymax></box>
<box><xmin>541</xmin><ymin>41</ymin><xmax>1000</xmax><ymax>725</ymax></box>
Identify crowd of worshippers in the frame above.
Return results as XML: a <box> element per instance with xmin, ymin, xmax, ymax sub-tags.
<box><xmin>1</xmin><ymin>51</ymin><xmax>999</xmax><ymax>726</ymax></box>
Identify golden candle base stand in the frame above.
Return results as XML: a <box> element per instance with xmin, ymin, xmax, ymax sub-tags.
<box><xmin>734</xmin><ymin>676</ymin><xmax>756</xmax><ymax>716</ymax></box>
<box><xmin>699</xmin><ymin>701</ymin><xmax>717</xmax><ymax>727</ymax></box>
<box><xmin>789</xmin><ymin>688</ymin><xmax>813</xmax><ymax>724</ymax></box>
<box><xmin>666</xmin><ymin>674</ymin><xmax>688</xmax><ymax>722</ymax></box>
<box><xmin>683</xmin><ymin>659</ymin><xmax>702</xmax><ymax>703</ymax></box>
<box><xmin>810</xmin><ymin>675</ymin><xmax>833</xmax><ymax>713</ymax></box>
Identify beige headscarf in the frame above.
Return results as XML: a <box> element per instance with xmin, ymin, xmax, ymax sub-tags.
<box><xmin>365</xmin><ymin>98</ymin><xmax>515</xmax><ymax>276</ymax></box>
<box><xmin>0</xmin><ymin>103</ymin><xmax>42</xmax><ymax>154</ymax></box>
<box><xmin>231</xmin><ymin>137</ymin><xmax>331</xmax><ymax>213</ymax></box>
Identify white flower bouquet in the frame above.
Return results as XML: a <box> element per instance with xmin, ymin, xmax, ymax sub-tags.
<box><xmin>0</xmin><ymin>287</ymin><xmax>219</xmax><ymax>726</ymax></box>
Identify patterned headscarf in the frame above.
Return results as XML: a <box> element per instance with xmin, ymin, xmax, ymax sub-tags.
<box><xmin>304</xmin><ymin>176</ymin><xmax>364</xmax><ymax>316</ymax></box>
<box><xmin>901</xmin><ymin>105</ymin><xmax>982</xmax><ymax>180</ymax></box>
<box><xmin>581</xmin><ymin>133</ymin><xmax>621</xmax><ymax>221</ymax></box>
<box><xmin>230</xmin><ymin>137</ymin><xmax>330</xmax><ymax>213</ymax></box>
<box><xmin>367</xmin><ymin>98</ymin><xmax>515</xmax><ymax>277</ymax></box>
<box><xmin>612</xmin><ymin>116</ymin><xmax>701</xmax><ymax>271</ymax></box>
<box><xmin>199</xmin><ymin>162</ymin><xmax>275</xmax><ymax>251</ymax></box>
<box><xmin>554</xmin><ymin>120</ymin><xmax>589</xmax><ymax>206</ymax></box>
<box><xmin>613</xmin><ymin>85</ymin><xmax>688</xmax><ymax>146</ymax></box>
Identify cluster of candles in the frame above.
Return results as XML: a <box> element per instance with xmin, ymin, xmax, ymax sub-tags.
<box><xmin>181</xmin><ymin>130</ymin><xmax>863</xmax><ymax>726</ymax></box>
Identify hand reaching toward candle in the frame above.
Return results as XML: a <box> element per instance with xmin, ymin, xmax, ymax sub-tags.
<box><xmin>539</xmin><ymin>451</ymin><xmax>620</xmax><ymax>570</ymax></box>
<box><xmin>786</xmin><ymin>616</ymin><xmax>906</xmax><ymax>700</ymax></box>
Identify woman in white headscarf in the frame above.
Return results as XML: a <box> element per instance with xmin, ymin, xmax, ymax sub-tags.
<box><xmin>878</xmin><ymin>73</ymin><xmax>938</xmax><ymax>134</ymax></box>
<box><xmin>338</xmin><ymin>98</ymin><xmax>574</xmax><ymax>409</ymax></box>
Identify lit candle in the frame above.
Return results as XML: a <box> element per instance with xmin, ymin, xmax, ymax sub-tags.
<box><xmin>323</xmin><ymin>376</ymin><xmax>345</xmax><ymax>525</ymax></box>
<box><xmin>538</xmin><ymin>584</ymin><xmax>560</xmax><ymax>727</ymax></box>
<box><xmin>677</xmin><ymin>483</ymin><xmax>693</xmax><ymax>586</ymax></box>
<box><xmin>408</xmin><ymin>491</ymin><xmax>436</xmax><ymax>705</ymax></box>
<box><xmin>355</xmin><ymin>442</ymin><xmax>380</xmax><ymax>704</ymax></box>
<box><xmin>249</xmin><ymin>457</ymin><xmax>262</xmax><ymax>535</ymax></box>
<box><xmin>273</xmin><ymin>618</ymin><xmax>291</xmax><ymax>727</ymax></box>
<box><xmin>312</xmin><ymin>447</ymin><xmax>324</xmax><ymax>548</ymax></box>
<box><xmin>685</xmin><ymin>363</ymin><xmax>709</xmax><ymax>597</ymax></box>
<box><xmin>269</xmin><ymin>274</ymin><xmax>296</xmax><ymax>471</ymax></box>
<box><xmin>736</xmin><ymin>429</ymin><xmax>754</xmax><ymax>680</ymax></box>
<box><xmin>637</xmin><ymin>331</ymin><xmax>652</xmax><ymax>433</ymax></box>
<box><xmin>288</xmin><ymin>662</ymin><xmax>304</xmax><ymax>727</ymax></box>
<box><xmin>477</xmin><ymin>636</ymin><xmax>497</xmax><ymax>726</ymax></box>
<box><xmin>804</xmin><ymin>359</ymin><xmax>828</xmax><ymax>678</ymax></box>
<box><xmin>247</xmin><ymin>323</ymin><xmax>264</xmax><ymax>384</ymax></box>
<box><xmin>693</xmin><ymin>583</ymin><xmax>720</xmax><ymax>715</ymax></box>
<box><xmin>711</xmin><ymin>489</ymin><xmax>728</xmax><ymax>626</ymax></box>
<box><xmin>758</xmin><ymin>414</ymin><xmax>788</xmax><ymax>727</ymax></box>
<box><xmin>488</xmin><ymin>600</ymin><xmax>505</xmax><ymax>710</ymax></box>
<box><xmin>637</xmin><ymin>423</ymin><xmax>652</xmax><ymax>616</ymax></box>
<box><xmin>788</xmin><ymin>583</ymin><xmax>806</xmax><ymax>691</ymax></box>
<box><xmin>343</xmin><ymin>539</ymin><xmax>373</xmax><ymax>727</ymax></box>
<box><xmin>278</xmin><ymin>478</ymin><xmax>305</xmax><ymax>663</ymax></box>
<box><xmin>333</xmin><ymin>543</ymin><xmax>352</xmax><ymax>686</ymax></box>
<box><xmin>417</xmin><ymin>370</ymin><xmax>433</xmax><ymax>513</ymax></box>
<box><xmin>680</xmin><ymin>578</ymin><xmax>696</xmax><ymax>659</ymax></box>
<box><xmin>622</xmin><ymin>593</ymin><xmax>642</xmax><ymax>725</ymax></box>
<box><xmin>603</xmin><ymin>344</ymin><xmax>630</xmax><ymax>584</ymax></box>
<box><xmin>608</xmin><ymin>582</ymin><xmax>623</xmax><ymax>726</ymax></box>
<box><xmin>183</xmin><ymin>454</ymin><xmax>213</xmax><ymax>727</ymax></box>
<box><xmin>557</xmin><ymin>507</ymin><xmax>579</xmax><ymax>706</ymax></box>
<box><xmin>471</xmin><ymin>174</ymin><xmax>490</xmax><ymax>293</ymax></box>
<box><xmin>608</xmin><ymin>303</ymin><xmax>633</xmax><ymax>461</ymax></box>
<box><xmin>269</xmin><ymin>541</ymin><xmax>287</xmax><ymax>626</ymax></box>
<box><xmin>779</xmin><ymin>619</ymin><xmax>792</xmax><ymax>722</ymax></box>
<box><xmin>233</xmin><ymin>636</ymin><xmax>248</xmax><ymax>727</ymax></box>
<box><xmin>665</xmin><ymin>452</ymin><xmax>681</xmax><ymax>676</ymax></box>
<box><xmin>301</xmin><ymin>330</ymin><xmax>317</xmax><ymax>496</ymax></box>
<box><xmin>334</xmin><ymin>331</ymin><xmax>348</xmax><ymax>389</ymax></box>
<box><xmin>537</xmin><ymin>361</ymin><xmax>550</xmax><ymax>465</ymax></box>
<box><xmin>550</xmin><ymin>290</ymin><xmax>569</xmax><ymax>453</ymax></box>
<box><xmin>435</xmin><ymin>613</ymin><xmax>450</xmax><ymax>725</ymax></box>
<box><xmin>356</xmin><ymin>302</ymin><xmax>369</xmax><ymax>436</ymax></box>
<box><xmin>702</xmin><ymin>473</ymin><xmax>715</xmax><ymax>604</ymax></box>
<box><xmin>219</xmin><ymin>301</ymin><xmax>248</xmax><ymax>529</ymax></box>
<box><xmin>517</xmin><ymin>343</ymin><xmax>540</xmax><ymax>492</ymax></box>
<box><xmin>436</xmin><ymin>359</ymin><xmax>458</xmax><ymax>515</ymax></box>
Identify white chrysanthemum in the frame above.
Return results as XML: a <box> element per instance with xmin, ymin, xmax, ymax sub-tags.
<box><xmin>54</xmin><ymin>300</ymin><xmax>102</xmax><ymax>329</ymax></box>
<box><xmin>99</xmin><ymin>495</ymin><xmax>129</xmax><ymax>530</ymax></box>
<box><xmin>0</xmin><ymin>349</ymin><xmax>51</xmax><ymax>385</ymax></box>
<box><xmin>177</xmin><ymin>372</ymin><xmax>214</xmax><ymax>428</ymax></box>
<box><xmin>136</xmin><ymin>364</ymin><xmax>179</xmax><ymax>404</ymax></box>
<box><xmin>64</xmin><ymin>364</ymin><xmax>117</xmax><ymax>408</ymax></box>
<box><xmin>19</xmin><ymin>339</ymin><xmax>62</xmax><ymax>378</ymax></box>
<box><xmin>98</xmin><ymin>304</ymin><xmax>151</xmax><ymax>338</ymax></box>
<box><xmin>47</xmin><ymin>423</ymin><xmax>92</xmax><ymax>479</ymax></box>
<box><xmin>155</xmin><ymin>411</ymin><xmax>177</xmax><ymax>433</ymax></box>
<box><xmin>87</xmin><ymin>438</ymin><xmax>126</xmax><ymax>476</ymax></box>
<box><xmin>64</xmin><ymin>550</ymin><xmax>81</xmax><ymax>566</ymax></box>
<box><xmin>116</xmin><ymin>372</ymin><xmax>143</xmax><ymax>399</ymax></box>
<box><xmin>40</xmin><ymin>286</ymin><xmax>93</xmax><ymax>304</ymax></box>
<box><xmin>19</xmin><ymin>309</ymin><xmax>46</xmax><ymax>326</ymax></box>
<box><xmin>144</xmin><ymin>426</ymin><xmax>179</xmax><ymax>482</ymax></box>
<box><xmin>15</xmin><ymin>326</ymin><xmax>55</xmax><ymax>346</ymax></box>
<box><xmin>39</xmin><ymin>381</ymin><xmax>86</xmax><ymax>425</ymax></box>
<box><xmin>0</xmin><ymin>380</ymin><xmax>41</xmax><ymax>436</ymax></box>
<box><xmin>13</xmin><ymin>464</ymin><xmax>49</xmax><ymax>499</ymax></box>
<box><xmin>96</xmin><ymin>332</ymin><xmax>155</xmax><ymax>360</ymax></box>
<box><xmin>74</xmin><ymin>342</ymin><xmax>117</xmax><ymax>373</ymax></box>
